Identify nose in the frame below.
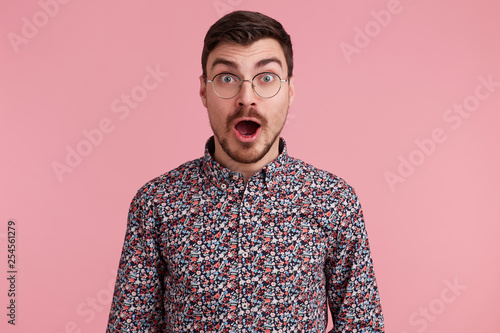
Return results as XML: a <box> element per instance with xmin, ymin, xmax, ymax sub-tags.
<box><xmin>236</xmin><ymin>80</ymin><xmax>257</xmax><ymax>106</ymax></box>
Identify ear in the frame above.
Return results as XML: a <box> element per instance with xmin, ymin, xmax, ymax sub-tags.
<box><xmin>287</xmin><ymin>75</ymin><xmax>295</xmax><ymax>106</ymax></box>
<box><xmin>199</xmin><ymin>75</ymin><xmax>208</xmax><ymax>108</ymax></box>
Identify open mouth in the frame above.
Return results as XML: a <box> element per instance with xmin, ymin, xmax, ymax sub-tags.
<box><xmin>233</xmin><ymin>120</ymin><xmax>261</xmax><ymax>143</ymax></box>
<box><xmin>234</xmin><ymin>120</ymin><xmax>261</xmax><ymax>136</ymax></box>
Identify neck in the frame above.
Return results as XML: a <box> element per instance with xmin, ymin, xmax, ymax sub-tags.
<box><xmin>212</xmin><ymin>138</ymin><xmax>281</xmax><ymax>184</ymax></box>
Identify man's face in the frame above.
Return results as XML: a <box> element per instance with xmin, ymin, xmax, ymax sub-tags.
<box><xmin>199</xmin><ymin>38</ymin><xmax>295</xmax><ymax>166</ymax></box>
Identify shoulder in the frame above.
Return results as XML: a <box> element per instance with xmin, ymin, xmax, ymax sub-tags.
<box><xmin>132</xmin><ymin>157</ymin><xmax>204</xmax><ymax>204</ymax></box>
<box><xmin>286</xmin><ymin>156</ymin><xmax>365</xmax><ymax>236</ymax></box>
<box><xmin>286</xmin><ymin>155</ymin><xmax>358</xmax><ymax>201</ymax></box>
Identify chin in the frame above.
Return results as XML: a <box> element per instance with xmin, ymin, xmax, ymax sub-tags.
<box><xmin>225</xmin><ymin>137</ymin><xmax>275</xmax><ymax>165</ymax></box>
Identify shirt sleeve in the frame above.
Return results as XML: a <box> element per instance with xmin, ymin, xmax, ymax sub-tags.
<box><xmin>324</xmin><ymin>186</ymin><xmax>385</xmax><ymax>332</ymax></box>
<box><xmin>106</xmin><ymin>190</ymin><xmax>167</xmax><ymax>332</ymax></box>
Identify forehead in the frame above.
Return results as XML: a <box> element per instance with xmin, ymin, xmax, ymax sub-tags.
<box><xmin>207</xmin><ymin>38</ymin><xmax>286</xmax><ymax>73</ymax></box>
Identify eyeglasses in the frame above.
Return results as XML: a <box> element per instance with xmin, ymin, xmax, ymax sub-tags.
<box><xmin>207</xmin><ymin>72</ymin><xmax>288</xmax><ymax>99</ymax></box>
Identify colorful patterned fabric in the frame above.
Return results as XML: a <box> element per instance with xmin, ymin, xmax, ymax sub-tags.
<box><xmin>107</xmin><ymin>137</ymin><xmax>384</xmax><ymax>332</ymax></box>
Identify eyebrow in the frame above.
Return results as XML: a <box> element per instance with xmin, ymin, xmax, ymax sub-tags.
<box><xmin>210</xmin><ymin>58</ymin><xmax>237</xmax><ymax>70</ymax></box>
<box><xmin>255</xmin><ymin>57</ymin><xmax>282</xmax><ymax>69</ymax></box>
<box><xmin>210</xmin><ymin>57</ymin><xmax>283</xmax><ymax>71</ymax></box>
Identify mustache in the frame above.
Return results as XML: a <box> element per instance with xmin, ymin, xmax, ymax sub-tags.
<box><xmin>225</xmin><ymin>106</ymin><xmax>267</xmax><ymax>128</ymax></box>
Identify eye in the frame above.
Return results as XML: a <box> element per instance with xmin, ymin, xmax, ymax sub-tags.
<box><xmin>220</xmin><ymin>74</ymin><xmax>236</xmax><ymax>84</ymax></box>
<box><xmin>259</xmin><ymin>73</ymin><xmax>275</xmax><ymax>83</ymax></box>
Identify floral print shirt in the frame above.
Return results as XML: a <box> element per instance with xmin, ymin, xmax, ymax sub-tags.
<box><xmin>107</xmin><ymin>137</ymin><xmax>384</xmax><ymax>332</ymax></box>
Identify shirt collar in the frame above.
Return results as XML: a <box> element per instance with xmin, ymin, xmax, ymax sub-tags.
<box><xmin>202</xmin><ymin>136</ymin><xmax>289</xmax><ymax>190</ymax></box>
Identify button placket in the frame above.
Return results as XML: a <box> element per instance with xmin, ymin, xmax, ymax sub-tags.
<box><xmin>237</xmin><ymin>180</ymin><xmax>256</xmax><ymax>322</ymax></box>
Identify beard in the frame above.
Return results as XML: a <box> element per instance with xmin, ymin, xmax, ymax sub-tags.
<box><xmin>209</xmin><ymin>106</ymin><xmax>287</xmax><ymax>165</ymax></box>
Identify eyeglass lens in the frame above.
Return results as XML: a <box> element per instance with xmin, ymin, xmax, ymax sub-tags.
<box><xmin>211</xmin><ymin>73</ymin><xmax>283</xmax><ymax>98</ymax></box>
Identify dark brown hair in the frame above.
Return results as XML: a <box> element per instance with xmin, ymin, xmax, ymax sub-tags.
<box><xmin>201</xmin><ymin>10</ymin><xmax>293</xmax><ymax>79</ymax></box>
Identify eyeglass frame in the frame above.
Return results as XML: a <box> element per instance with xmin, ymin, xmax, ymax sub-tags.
<box><xmin>206</xmin><ymin>72</ymin><xmax>288</xmax><ymax>99</ymax></box>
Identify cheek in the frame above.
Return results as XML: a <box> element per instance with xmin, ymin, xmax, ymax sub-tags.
<box><xmin>271</xmin><ymin>97</ymin><xmax>290</xmax><ymax>117</ymax></box>
<box><xmin>274</xmin><ymin>88</ymin><xmax>291</xmax><ymax>106</ymax></box>
<box><xmin>206</xmin><ymin>96</ymin><xmax>221</xmax><ymax>114</ymax></box>
<box><xmin>206</xmin><ymin>100</ymin><xmax>231</xmax><ymax>123</ymax></box>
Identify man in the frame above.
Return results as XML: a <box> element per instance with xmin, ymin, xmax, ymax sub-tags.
<box><xmin>107</xmin><ymin>10</ymin><xmax>384</xmax><ymax>332</ymax></box>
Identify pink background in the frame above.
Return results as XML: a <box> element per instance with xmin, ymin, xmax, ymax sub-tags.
<box><xmin>1</xmin><ymin>0</ymin><xmax>499</xmax><ymax>332</ymax></box>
